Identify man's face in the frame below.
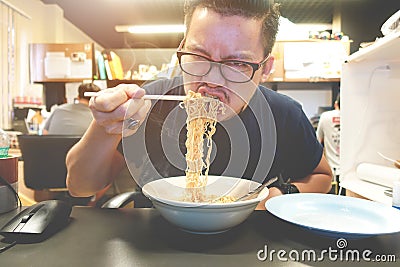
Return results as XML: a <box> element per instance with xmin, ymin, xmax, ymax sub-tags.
<box><xmin>182</xmin><ymin>7</ymin><xmax>272</xmax><ymax>120</ymax></box>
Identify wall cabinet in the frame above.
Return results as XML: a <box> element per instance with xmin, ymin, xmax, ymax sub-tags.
<box><xmin>30</xmin><ymin>43</ymin><xmax>95</xmax><ymax>83</ymax></box>
<box><xmin>29</xmin><ymin>43</ymin><xmax>95</xmax><ymax>110</ymax></box>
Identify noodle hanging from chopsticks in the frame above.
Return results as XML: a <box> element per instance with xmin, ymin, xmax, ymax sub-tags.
<box><xmin>182</xmin><ymin>90</ymin><xmax>233</xmax><ymax>202</ymax></box>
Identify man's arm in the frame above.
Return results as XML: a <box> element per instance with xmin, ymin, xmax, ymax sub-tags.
<box><xmin>289</xmin><ymin>153</ymin><xmax>332</xmax><ymax>193</ymax></box>
<box><xmin>66</xmin><ymin>121</ymin><xmax>125</xmax><ymax>197</ymax></box>
<box><xmin>256</xmin><ymin>154</ymin><xmax>332</xmax><ymax>210</ymax></box>
<box><xmin>66</xmin><ymin>84</ymin><xmax>151</xmax><ymax>197</ymax></box>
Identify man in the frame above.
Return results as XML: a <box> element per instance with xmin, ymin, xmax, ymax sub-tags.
<box><xmin>43</xmin><ymin>83</ymin><xmax>100</xmax><ymax>135</ymax></box>
<box><xmin>316</xmin><ymin>94</ymin><xmax>341</xmax><ymax>183</ymax></box>
<box><xmin>66</xmin><ymin>0</ymin><xmax>332</xmax><ymax>210</ymax></box>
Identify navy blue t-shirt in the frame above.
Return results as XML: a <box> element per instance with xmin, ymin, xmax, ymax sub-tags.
<box><xmin>121</xmin><ymin>76</ymin><xmax>322</xmax><ymax>186</ymax></box>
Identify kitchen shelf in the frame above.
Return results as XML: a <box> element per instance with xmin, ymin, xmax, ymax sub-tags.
<box><xmin>346</xmin><ymin>31</ymin><xmax>400</xmax><ymax>63</ymax></box>
<box><xmin>340</xmin><ymin>176</ymin><xmax>392</xmax><ymax>205</ymax></box>
<box><xmin>106</xmin><ymin>79</ymin><xmax>148</xmax><ymax>88</ymax></box>
<box><xmin>14</xmin><ymin>104</ymin><xmax>45</xmax><ymax>109</ymax></box>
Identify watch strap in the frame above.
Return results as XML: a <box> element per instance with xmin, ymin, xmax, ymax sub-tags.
<box><xmin>277</xmin><ymin>183</ymin><xmax>299</xmax><ymax>194</ymax></box>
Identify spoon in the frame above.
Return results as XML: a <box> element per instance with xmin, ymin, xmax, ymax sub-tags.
<box><xmin>235</xmin><ymin>177</ymin><xmax>278</xmax><ymax>202</ymax></box>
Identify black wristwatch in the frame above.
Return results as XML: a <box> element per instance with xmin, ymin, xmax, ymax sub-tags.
<box><xmin>277</xmin><ymin>183</ymin><xmax>299</xmax><ymax>194</ymax></box>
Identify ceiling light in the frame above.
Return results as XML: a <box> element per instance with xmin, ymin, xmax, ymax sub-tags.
<box><xmin>115</xmin><ymin>24</ymin><xmax>186</xmax><ymax>34</ymax></box>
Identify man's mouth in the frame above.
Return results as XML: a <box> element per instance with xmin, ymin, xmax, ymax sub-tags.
<box><xmin>197</xmin><ymin>86</ymin><xmax>228</xmax><ymax>103</ymax></box>
<box><xmin>204</xmin><ymin>93</ymin><xmax>219</xmax><ymax>99</ymax></box>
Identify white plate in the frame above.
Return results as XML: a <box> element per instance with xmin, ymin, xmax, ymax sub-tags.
<box><xmin>265</xmin><ymin>193</ymin><xmax>400</xmax><ymax>238</ymax></box>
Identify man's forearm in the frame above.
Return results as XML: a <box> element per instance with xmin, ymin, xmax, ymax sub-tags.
<box><xmin>66</xmin><ymin>121</ymin><xmax>123</xmax><ymax>196</ymax></box>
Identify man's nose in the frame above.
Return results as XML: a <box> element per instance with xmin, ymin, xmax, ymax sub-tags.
<box><xmin>203</xmin><ymin>62</ymin><xmax>225</xmax><ymax>87</ymax></box>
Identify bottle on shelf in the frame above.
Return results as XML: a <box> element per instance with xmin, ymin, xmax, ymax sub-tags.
<box><xmin>31</xmin><ymin>110</ymin><xmax>44</xmax><ymax>133</ymax></box>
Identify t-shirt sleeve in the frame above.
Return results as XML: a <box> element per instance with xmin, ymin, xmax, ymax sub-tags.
<box><xmin>43</xmin><ymin>112</ymin><xmax>54</xmax><ymax>131</ymax></box>
<box><xmin>315</xmin><ymin>113</ymin><xmax>326</xmax><ymax>142</ymax></box>
<box><xmin>268</xmin><ymin>93</ymin><xmax>323</xmax><ymax>182</ymax></box>
<box><xmin>285</xmin><ymin>104</ymin><xmax>323</xmax><ymax>181</ymax></box>
<box><xmin>141</xmin><ymin>76</ymin><xmax>184</xmax><ymax>95</ymax></box>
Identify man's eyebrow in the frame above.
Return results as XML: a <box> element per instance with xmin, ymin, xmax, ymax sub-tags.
<box><xmin>226</xmin><ymin>52</ymin><xmax>257</xmax><ymax>61</ymax></box>
<box><xmin>185</xmin><ymin>44</ymin><xmax>211</xmax><ymax>57</ymax></box>
<box><xmin>184</xmin><ymin>45</ymin><xmax>257</xmax><ymax>61</ymax></box>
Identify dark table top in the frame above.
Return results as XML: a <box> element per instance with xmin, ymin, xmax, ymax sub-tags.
<box><xmin>0</xmin><ymin>207</ymin><xmax>399</xmax><ymax>266</ymax></box>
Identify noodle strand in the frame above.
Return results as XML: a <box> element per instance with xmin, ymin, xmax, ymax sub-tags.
<box><xmin>182</xmin><ymin>90</ymin><xmax>227</xmax><ymax>202</ymax></box>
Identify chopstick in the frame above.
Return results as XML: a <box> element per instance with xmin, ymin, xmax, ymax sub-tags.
<box><xmin>84</xmin><ymin>92</ymin><xmax>186</xmax><ymax>101</ymax></box>
<box><xmin>377</xmin><ymin>152</ymin><xmax>397</xmax><ymax>164</ymax></box>
<box><xmin>378</xmin><ymin>152</ymin><xmax>400</xmax><ymax>169</ymax></box>
<box><xmin>143</xmin><ymin>95</ymin><xmax>186</xmax><ymax>101</ymax></box>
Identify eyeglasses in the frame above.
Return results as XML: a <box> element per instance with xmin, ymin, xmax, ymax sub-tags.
<box><xmin>176</xmin><ymin>51</ymin><xmax>270</xmax><ymax>83</ymax></box>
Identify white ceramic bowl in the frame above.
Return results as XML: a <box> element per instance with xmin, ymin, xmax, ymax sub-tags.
<box><xmin>142</xmin><ymin>176</ymin><xmax>269</xmax><ymax>234</ymax></box>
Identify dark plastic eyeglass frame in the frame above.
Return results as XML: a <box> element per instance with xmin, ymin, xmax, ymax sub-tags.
<box><xmin>176</xmin><ymin>51</ymin><xmax>270</xmax><ymax>83</ymax></box>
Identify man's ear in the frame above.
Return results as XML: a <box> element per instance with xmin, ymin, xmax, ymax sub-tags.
<box><xmin>260</xmin><ymin>55</ymin><xmax>274</xmax><ymax>83</ymax></box>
